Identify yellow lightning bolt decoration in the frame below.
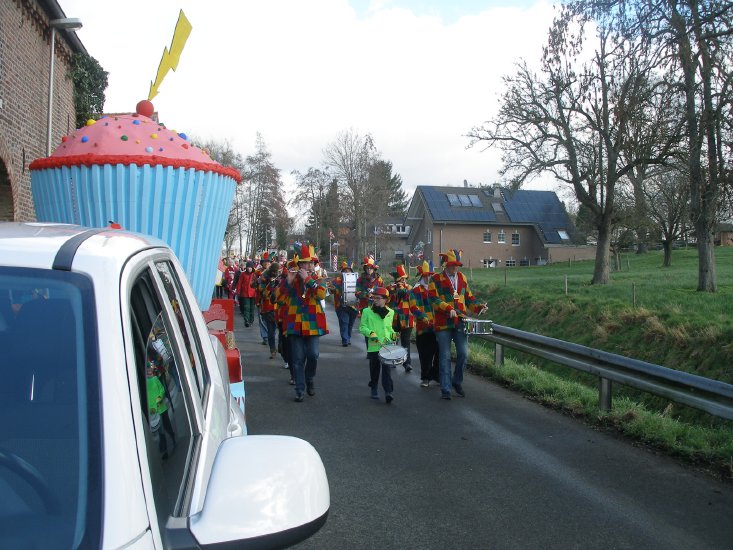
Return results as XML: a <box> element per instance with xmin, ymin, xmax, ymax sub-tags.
<box><xmin>148</xmin><ymin>10</ymin><xmax>193</xmax><ymax>101</ymax></box>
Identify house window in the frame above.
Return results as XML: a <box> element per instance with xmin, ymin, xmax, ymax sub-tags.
<box><xmin>520</xmin><ymin>258</ymin><xmax>530</xmax><ymax>266</ymax></box>
<box><xmin>395</xmin><ymin>250</ymin><xmax>404</xmax><ymax>259</ymax></box>
<box><xmin>512</xmin><ymin>231</ymin><xmax>520</xmax><ymax>246</ymax></box>
<box><xmin>482</xmin><ymin>258</ymin><xmax>497</xmax><ymax>268</ymax></box>
<box><xmin>447</xmin><ymin>193</ymin><xmax>460</xmax><ymax>206</ymax></box>
<box><xmin>506</xmin><ymin>258</ymin><xmax>516</xmax><ymax>267</ymax></box>
<box><xmin>557</xmin><ymin>230</ymin><xmax>570</xmax><ymax>240</ymax></box>
<box><xmin>426</xmin><ymin>230</ymin><xmax>432</xmax><ymax>244</ymax></box>
<box><xmin>483</xmin><ymin>231</ymin><xmax>492</xmax><ymax>243</ymax></box>
<box><xmin>498</xmin><ymin>230</ymin><xmax>506</xmax><ymax>244</ymax></box>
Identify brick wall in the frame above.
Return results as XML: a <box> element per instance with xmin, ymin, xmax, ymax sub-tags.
<box><xmin>426</xmin><ymin>224</ymin><xmax>548</xmax><ymax>268</ymax></box>
<box><xmin>0</xmin><ymin>0</ymin><xmax>78</xmax><ymax>221</ymax></box>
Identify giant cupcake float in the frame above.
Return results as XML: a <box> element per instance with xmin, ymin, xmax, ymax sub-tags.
<box><xmin>29</xmin><ymin>100</ymin><xmax>241</xmax><ymax>311</ymax></box>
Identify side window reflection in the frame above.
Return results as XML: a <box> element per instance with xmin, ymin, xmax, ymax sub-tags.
<box><xmin>144</xmin><ymin>313</ymin><xmax>192</xmax><ymax>517</ymax></box>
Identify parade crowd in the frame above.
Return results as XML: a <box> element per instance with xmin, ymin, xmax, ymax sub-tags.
<box><xmin>216</xmin><ymin>245</ymin><xmax>487</xmax><ymax>403</ymax></box>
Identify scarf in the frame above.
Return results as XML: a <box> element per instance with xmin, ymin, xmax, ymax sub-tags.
<box><xmin>373</xmin><ymin>305</ymin><xmax>388</xmax><ymax>319</ymax></box>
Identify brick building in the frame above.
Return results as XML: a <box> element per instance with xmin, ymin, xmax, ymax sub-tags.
<box><xmin>0</xmin><ymin>0</ymin><xmax>86</xmax><ymax>221</ymax></box>
<box><xmin>406</xmin><ymin>184</ymin><xmax>596</xmax><ymax>268</ymax></box>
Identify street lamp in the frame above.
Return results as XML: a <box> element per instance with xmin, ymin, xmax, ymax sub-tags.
<box><xmin>47</xmin><ymin>18</ymin><xmax>83</xmax><ymax>156</ymax></box>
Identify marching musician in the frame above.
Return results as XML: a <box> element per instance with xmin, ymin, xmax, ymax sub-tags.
<box><xmin>253</xmin><ymin>252</ymin><xmax>273</xmax><ymax>347</ymax></box>
<box><xmin>358</xmin><ymin>286</ymin><xmax>398</xmax><ymax>404</ymax></box>
<box><xmin>257</xmin><ymin>260</ymin><xmax>281</xmax><ymax>360</ymax></box>
<box><xmin>429</xmin><ymin>249</ymin><xmax>487</xmax><ymax>400</ymax></box>
<box><xmin>410</xmin><ymin>260</ymin><xmax>439</xmax><ymax>387</ymax></box>
<box><xmin>276</xmin><ymin>256</ymin><xmax>296</xmax><ymax>385</ymax></box>
<box><xmin>332</xmin><ymin>260</ymin><xmax>358</xmax><ymax>347</ymax></box>
<box><xmin>277</xmin><ymin>244</ymin><xmax>328</xmax><ymax>402</ymax></box>
<box><xmin>355</xmin><ymin>256</ymin><xmax>384</xmax><ymax>311</ymax></box>
<box><xmin>387</xmin><ymin>264</ymin><xmax>414</xmax><ymax>372</ymax></box>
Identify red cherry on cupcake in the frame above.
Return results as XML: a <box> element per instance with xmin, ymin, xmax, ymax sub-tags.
<box><xmin>136</xmin><ymin>100</ymin><xmax>155</xmax><ymax>118</ymax></box>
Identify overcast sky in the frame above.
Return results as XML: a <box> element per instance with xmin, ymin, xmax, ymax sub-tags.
<box><xmin>59</xmin><ymin>0</ymin><xmax>560</xmax><ymax>198</ymax></box>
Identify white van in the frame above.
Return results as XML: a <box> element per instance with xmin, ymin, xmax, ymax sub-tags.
<box><xmin>0</xmin><ymin>223</ymin><xmax>329</xmax><ymax>549</ymax></box>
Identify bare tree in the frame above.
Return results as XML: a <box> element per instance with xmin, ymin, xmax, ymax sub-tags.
<box><xmin>467</xmin><ymin>7</ymin><xmax>680</xmax><ymax>283</ymax></box>
<box><xmin>643</xmin><ymin>166</ymin><xmax>690</xmax><ymax>266</ymax></box>
<box><xmin>323</xmin><ymin>129</ymin><xmax>379</xmax><ymax>259</ymax></box>
<box><xmin>290</xmin><ymin>167</ymin><xmax>333</xmax><ymax>253</ymax></box>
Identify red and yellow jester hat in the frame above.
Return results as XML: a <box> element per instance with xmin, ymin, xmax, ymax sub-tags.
<box><xmin>390</xmin><ymin>264</ymin><xmax>408</xmax><ymax>280</ymax></box>
<box><xmin>295</xmin><ymin>243</ymin><xmax>317</xmax><ymax>263</ymax></box>
<box><xmin>363</xmin><ymin>256</ymin><xmax>378</xmax><ymax>270</ymax></box>
<box><xmin>439</xmin><ymin>248</ymin><xmax>463</xmax><ymax>267</ymax></box>
<box><xmin>416</xmin><ymin>260</ymin><xmax>434</xmax><ymax>277</ymax></box>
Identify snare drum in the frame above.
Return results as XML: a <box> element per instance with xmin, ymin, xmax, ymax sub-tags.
<box><xmin>378</xmin><ymin>344</ymin><xmax>407</xmax><ymax>366</ymax></box>
<box><xmin>461</xmin><ymin>318</ymin><xmax>493</xmax><ymax>335</ymax></box>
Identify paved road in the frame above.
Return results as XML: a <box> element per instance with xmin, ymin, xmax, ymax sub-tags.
<box><xmin>235</xmin><ymin>306</ymin><xmax>733</xmax><ymax>550</ymax></box>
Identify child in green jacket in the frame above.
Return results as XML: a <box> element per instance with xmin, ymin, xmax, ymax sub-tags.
<box><xmin>359</xmin><ymin>287</ymin><xmax>399</xmax><ymax>403</ymax></box>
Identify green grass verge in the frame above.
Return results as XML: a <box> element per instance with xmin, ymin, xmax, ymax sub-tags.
<box><xmin>467</xmin><ymin>338</ymin><xmax>733</xmax><ymax>480</ymax></box>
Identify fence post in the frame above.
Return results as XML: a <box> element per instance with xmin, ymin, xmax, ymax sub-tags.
<box><xmin>565</xmin><ymin>275</ymin><xmax>568</xmax><ymax>296</ymax></box>
<box><xmin>495</xmin><ymin>343</ymin><xmax>504</xmax><ymax>367</ymax></box>
<box><xmin>632</xmin><ymin>283</ymin><xmax>636</xmax><ymax>307</ymax></box>
<box><xmin>599</xmin><ymin>377</ymin><xmax>613</xmax><ymax>412</ymax></box>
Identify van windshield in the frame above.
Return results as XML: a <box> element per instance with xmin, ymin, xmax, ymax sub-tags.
<box><xmin>0</xmin><ymin>267</ymin><xmax>101</xmax><ymax>549</ymax></box>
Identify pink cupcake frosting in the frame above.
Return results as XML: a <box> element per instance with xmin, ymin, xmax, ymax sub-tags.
<box><xmin>30</xmin><ymin>102</ymin><xmax>241</xmax><ymax>182</ymax></box>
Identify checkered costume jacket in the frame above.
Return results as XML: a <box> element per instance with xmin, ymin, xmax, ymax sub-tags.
<box><xmin>428</xmin><ymin>271</ymin><xmax>483</xmax><ymax>331</ymax></box>
<box><xmin>276</xmin><ymin>275</ymin><xmax>328</xmax><ymax>336</ymax></box>
<box><xmin>409</xmin><ymin>283</ymin><xmax>434</xmax><ymax>335</ymax></box>
<box><xmin>387</xmin><ymin>282</ymin><xmax>414</xmax><ymax>330</ymax></box>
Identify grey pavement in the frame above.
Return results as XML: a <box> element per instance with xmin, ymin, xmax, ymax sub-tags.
<box><xmin>234</xmin><ymin>304</ymin><xmax>733</xmax><ymax>550</ymax></box>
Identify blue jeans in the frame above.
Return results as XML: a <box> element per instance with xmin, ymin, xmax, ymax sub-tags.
<box><xmin>336</xmin><ymin>306</ymin><xmax>358</xmax><ymax>344</ymax></box>
<box><xmin>257</xmin><ymin>306</ymin><xmax>267</xmax><ymax>341</ymax></box>
<box><xmin>289</xmin><ymin>335</ymin><xmax>320</xmax><ymax>395</ymax></box>
<box><xmin>264</xmin><ymin>314</ymin><xmax>277</xmax><ymax>352</ymax></box>
<box><xmin>436</xmin><ymin>325</ymin><xmax>468</xmax><ymax>394</ymax></box>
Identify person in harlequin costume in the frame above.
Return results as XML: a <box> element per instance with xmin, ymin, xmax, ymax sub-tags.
<box><xmin>410</xmin><ymin>260</ymin><xmax>439</xmax><ymax>387</ymax></box>
<box><xmin>429</xmin><ymin>249</ymin><xmax>487</xmax><ymax>400</ymax></box>
<box><xmin>276</xmin><ymin>244</ymin><xmax>328</xmax><ymax>402</ymax></box>
<box><xmin>253</xmin><ymin>252</ymin><xmax>272</xmax><ymax>346</ymax></box>
<box><xmin>276</xmin><ymin>257</ymin><xmax>297</xmax><ymax>384</ymax></box>
<box><xmin>257</xmin><ymin>259</ymin><xmax>281</xmax><ymax>359</ymax></box>
<box><xmin>387</xmin><ymin>264</ymin><xmax>414</xmax><ymax>372</ymax></box>
<box><xmin>355</xmin><ymin>256</ymin><xmax>384</xmax><ymax>311</ymax></box>
<box><xmin>359</xmin><ymin>286</ymin><xmax>399</xmax><ymax>403</ymax></box>
<box><xmin>331</xmin><ymin>260</ymin><xmax>358</xmax><ymax>347</ymax></box>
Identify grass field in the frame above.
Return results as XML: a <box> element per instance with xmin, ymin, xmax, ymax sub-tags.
<box><xmin>454</xmin><ymin>246</ymin><xmax>733</xmax><ymax>478</ymax></box>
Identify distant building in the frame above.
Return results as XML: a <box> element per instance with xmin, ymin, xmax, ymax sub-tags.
<box><xmin>405</xmin><ymin>184</ymin><xmax>595</xmax><ymax>268</ymax></box>
<box><xmin>715</xmin><ymin>223</ymin><xmax>733</xmax><ymax>247</ymax></box>
<box><xmin>0</xmin><ymin>0</ymin><xmax>87</xmax><ymax>221</ymax></box>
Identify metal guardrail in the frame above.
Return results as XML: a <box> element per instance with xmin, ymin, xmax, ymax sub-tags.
<box><xmin>476</xmin><ymin>323</ymin><xmax>733</xmax><ymax>420</ymax></box>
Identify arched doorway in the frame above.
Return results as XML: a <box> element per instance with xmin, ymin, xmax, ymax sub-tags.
<box><xmin>0</xmin><ymin>158</ymin><xmax>13</xmax><ymax>221</ymax></box>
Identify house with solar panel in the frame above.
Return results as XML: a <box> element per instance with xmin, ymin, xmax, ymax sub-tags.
<box><xmin>405</xmin><ymin>184</ymin><xmax>595</xmax><ymax>268</ymax></box>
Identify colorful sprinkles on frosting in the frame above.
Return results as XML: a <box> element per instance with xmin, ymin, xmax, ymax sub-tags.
<box><xmin>35</xmin><ymin>100</ymin><xmax>242</xmax><ymax>183</ymax></box>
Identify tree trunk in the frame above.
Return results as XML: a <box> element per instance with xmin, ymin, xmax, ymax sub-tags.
<box><xmin>662</xmin><ymin>240</ymin><xmax>672</xmax><ymax>267</ymax></box>
<box><xmin>592</xmin><ymin>220</ymin><xmax>612</xmax><ymax>284</ymax></box>
<box><xmin>696</xmin><ymin>225</ymin><xmax>717</xmax><ymax>292</ymax></box>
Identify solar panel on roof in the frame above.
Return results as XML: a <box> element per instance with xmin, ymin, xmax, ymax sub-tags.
<box><xmin>447</xmin><ymin>193</ymin><xmax>460</xmax><ymax>206</ymax></box>
<box><xmin>458</xmin><ymin>194</ymin><xmax>472</xmax><ymax>206</ymax></box>
<box><xmin>469</xmin><ymin>194</ymin><xmax>482</xmax><ymax>207</ymax></box>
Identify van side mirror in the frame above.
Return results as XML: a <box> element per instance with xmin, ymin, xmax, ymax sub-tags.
<box><xmin>167</xmin><ymin>435</ymin><xmax>329</xmax><ymax>549</ymax></box>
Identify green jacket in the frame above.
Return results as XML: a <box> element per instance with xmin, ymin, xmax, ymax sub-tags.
<box><xmin>359</xmin><ymin>306</ymin><xmax>397</xmax><ymax>352</ymax></box>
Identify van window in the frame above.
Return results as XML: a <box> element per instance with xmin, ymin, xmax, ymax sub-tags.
<box><xmin>130</xmin><ymin>272</ymin><xmax>197</xmax><ymax>528</ymax></box>
<box><xmin>0</xmin><ymin>268</ymin><xmax>102</xmax><ymax>549</ymax></box>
